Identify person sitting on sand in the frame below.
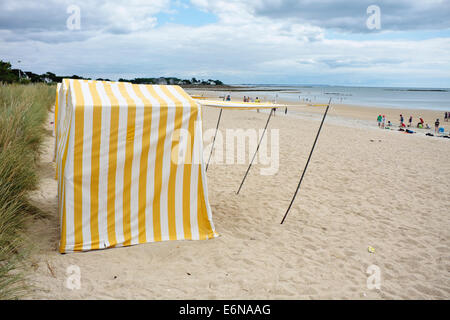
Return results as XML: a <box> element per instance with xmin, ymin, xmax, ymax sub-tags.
<box><xmin>255</xmin><ymin>97</ymin><xmax>260</xmax><ymax>103</ymax></box>
<box><xmin>226</xmin><ymin>94</ymin><xmax>231</xmax><ymax>101</ymax></box>
<box><xmin>377</xmin><ymin>114</ymin><xmax>382</xmax><ymax>127</ymax></box>
<box><xmin>426</xmin><ymin>123</ymin><xmax>430</xmax><ymax>129</ymax></box>
<box><xmin>417</xmin><ymin>117</ymin><xmax>424</xmax><ymax>128</ymax></box>
<box><xmin>435</xmin><ymin>119</ymin><xmax>440</xmax><ymax>133</ymax></box>
<box><xmin>387</xmin><ymin>120</ymin><xmax>392</xmax><ymax>127</ymax></box>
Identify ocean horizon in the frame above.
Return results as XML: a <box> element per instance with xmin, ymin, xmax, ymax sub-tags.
<box><xmin>228</xmin><ymin>84</ymin><xmax>450</xmax><ymax>111</ymax></box>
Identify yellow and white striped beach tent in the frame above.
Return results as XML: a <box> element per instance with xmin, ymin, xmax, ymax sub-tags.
<box><xmin>55</xmin><ymin>79</ymin><xmax>218</xmax><ymax>253</ymax></box>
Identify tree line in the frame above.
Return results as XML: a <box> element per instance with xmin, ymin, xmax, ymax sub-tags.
<box><xmin>0</xmin><ymin>60</ymin><xmax>224</xmax><ymax>86</ymax></box>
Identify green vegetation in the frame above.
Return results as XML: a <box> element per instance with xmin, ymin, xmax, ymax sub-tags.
<box><xmin>118</xmin><ymin>76</ymin><xmax>224</xmax><ymax>86</ymax></box>
<box><xmin>0</xmin><ymin>83</ymin><xmax>55</xmax><ymax>299</ymax></box>
<box><xmin>1</xmin><ymin>60</ymin><xmax>224</xmax><ymax>86</ymax></box>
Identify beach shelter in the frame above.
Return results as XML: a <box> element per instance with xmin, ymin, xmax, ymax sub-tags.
<box><xmin>55</xmin><ymin>79</ymin><xmax>217</xmax><ymax>253</ymax></box>
<box><xmin>193</xmin><ymin>97</ymin><xmax>331</xmax><ymax>224</ymax></box>
<box><xmin>193</xmin><ymin>98</ymin><xmax>284</xmax><ymax>191</ymax></box>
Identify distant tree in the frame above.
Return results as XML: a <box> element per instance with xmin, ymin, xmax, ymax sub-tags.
<box><xmin>0</xmin><ymin>60</ymin><xmax>225</xmax><ymax>86</ymax></box>
<box><xmin>25</xmin><ymin>71</ymin><xmax>41</xmax><ymax>82</ymax></box>
<box><xmin>0</xmin><ymin>60</ymin><xmax>20</xmax><ymax>83</ymax></box>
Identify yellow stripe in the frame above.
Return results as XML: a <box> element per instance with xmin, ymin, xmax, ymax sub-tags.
<box><xmin>118</xmin><ymin>82</ymin><xmax>136</xmax><ymax>246</ymax></box>
<box><xmin>174</xmin><ymin>86</ymin><xmax>196</xmax><ymax>240</ymax></box>
<box><xmin>197</xmin><ymin>165</ymin><xmax>213</xmax><ymax>240</ymax></box>
<box><xmin>103</xmin><ymin>83</ymin><xmax>119</xmax><ymax>247</ymax></box>
<box><xmin>160</xmin><ymin>86</ymin><xmax>184</xmax><ymax>240</ymax></box>
<box><xmin>73</xmin><ymin>80</ymin><xmax>85</xmax><ymax>251</ymax></box>
<box><xmin>59</xmin><ymin>185</ymin><xmax>67</xmax><ymax>253</ymax></box>
<box><xmin>55</xmin><ymin>87</ymin><xmax>59</xmax><ymax>132</ymax></box>
<box><xmin>147</xmin><ymin>86</ymin><xmax>168</xmax><ymax>242</ymax></box>
<box><xmin>88</xmin><ymin>83</ymin><xmax>102</xmax><ymax>250</ymax></box>
<box><xmin>58</xmin><ymin>122</ymin><xmax>71</xmax><ymax>253</ymax></box>
<box><xmin>130</xmin><ymin>85</ymin><xmax>152</xmax><ymax>244</ymax></box>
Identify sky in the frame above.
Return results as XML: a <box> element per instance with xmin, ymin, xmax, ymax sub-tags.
<box><xmin>1</xmin><ymin>0</ymin><xmax>449</xmax><ymax>87</ymax></box>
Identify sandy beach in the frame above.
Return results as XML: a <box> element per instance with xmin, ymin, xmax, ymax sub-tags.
<box><xmin>24</xmin><ymin>98</ymin><xmax>450</xmax><ymax>299</ymax></box>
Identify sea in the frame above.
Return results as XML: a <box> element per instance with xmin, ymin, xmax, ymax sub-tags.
<box><xmin>231</xmin><ymin>85</ymin><xmax>450</xmax><ymax>111</ymax></box>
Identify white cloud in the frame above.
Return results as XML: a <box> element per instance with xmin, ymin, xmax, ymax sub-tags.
<box><xmin>0</xmin><ymin>0</ymin><xmax>449</xmax><ymax>86</ymax></box>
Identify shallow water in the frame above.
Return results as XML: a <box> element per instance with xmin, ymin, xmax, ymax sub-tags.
<box><xmin>229</xmin><ymin>85</ymin><xmax>450</xmax><ymax>111</ymax></box>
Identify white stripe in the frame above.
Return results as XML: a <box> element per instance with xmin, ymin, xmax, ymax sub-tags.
<box><xmin>125</xmin><ymin>83</ymin><xmax>144</xmax><ymax>245</ymax></box>
<box><xmin>190</xmin><ymin>108</ymin><xmax>200</xmax><ymax>240</ymax></box>
<box><xmin>96</xmin><ymin>82</ymin><xmax>112</xmax><ymax>249</ymax></box>
<box><xmin>139</xmin><ymin>85</ymin><xmax>160</xmax><ymax>243</ymax></box>
<box><xmin>59</xmin><ymin>92</ymin><xmax>74</xmax><ymax>249</ymax></box>
<box><xmin>80</xmin><ymin>82</ymin><xmax>93</xmax><ymax>250</ymax></box>
<box><xmin>153</xmin><ymin>85</ymin><xmax>175</xmax><ymax>241</ymax></box>
<box><xmin>64</xmin><ymin>82</ymin><xmax>76</xmax><ymax>251</ymax></box>
<box><xmin>110</xmin><ymin>83</ymin><xmax>128</xmax><ymax>246</ymax></box>
<box><xmin>167</xmin><ymin>86</ymin><xmax>192</xmax><ymax>239</ymax></box>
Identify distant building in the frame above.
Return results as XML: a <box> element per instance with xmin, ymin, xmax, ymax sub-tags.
<box><xmin>157</xmin><ymin>77</ymin><xmax>167</xmax><ymax>85</ymax></box>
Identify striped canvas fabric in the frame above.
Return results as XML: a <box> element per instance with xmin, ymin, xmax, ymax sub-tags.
<box><xmin>55</xmin><ymin>79</ymin><xmax>218</xmax><ymax>253</ymax></box>
<box><xmin>54</xmin><ymin>83</ymin><xmax>61</xmax><ymax>131</ymax></box>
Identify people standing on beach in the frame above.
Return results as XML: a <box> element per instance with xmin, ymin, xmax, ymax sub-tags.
<box><xmin>381</xmin><ymin>115</ymin><xmax>386</xmax><ymax>128</ymax></box>
<box><xmin>435</xmin><ymin>119</ymin><xmax>440</xmax><ymax>133</ymax></box>
<box><xmin>400</xmin><ymin>114</ymin><xmax>404</xmax><ymax>127</ymax></box>
<box><xmin>408</xmin><ymin>116</ymin><xmax>413</xmax><ymax>127</ymax></box>
<box><xmin>445</xmin><ymin>112</ymin><xmax>448</xmax><ymax>122</ymax></box>
<box><xmin>243</xmin><ymin>96</ymin><xmax>247</xmax><ymax>102</ymax></box>
<box><xmin>377</xmin><ymin>114</ymin><xmax>382</xmax><ymax>127</ymax></box>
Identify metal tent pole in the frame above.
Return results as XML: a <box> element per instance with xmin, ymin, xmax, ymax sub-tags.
<box><xmin>280</xmin><ymin>99</ymin><xmax>331</xmax><ymax>224</ymax></box>
<box><xmin>206</xmin><ymin>108</ymin><xmax>223</xmax><ymax>172</ymax></box>
<box><xmin>236</xmin><ymin>108</ymin><xmax>275</xmax><ymax>194</ymax></box>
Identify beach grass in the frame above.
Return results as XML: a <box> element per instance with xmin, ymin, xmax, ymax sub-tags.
<box><xmin>0</xmin><ymin>83</ymin><xmax>55</xmax><ymax>299</ymax></box>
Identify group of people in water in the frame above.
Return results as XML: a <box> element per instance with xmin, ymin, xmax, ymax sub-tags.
<box><xmin>377</xmin><ymin>112</ymin><xmax>448</xmax><ymax>134</ymax></box>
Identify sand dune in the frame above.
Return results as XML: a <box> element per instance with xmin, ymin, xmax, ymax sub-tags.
<box><xmin>24</xmin><ymin>103</ymin><xmax>449</xmax><ymax>299</ymax></box>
